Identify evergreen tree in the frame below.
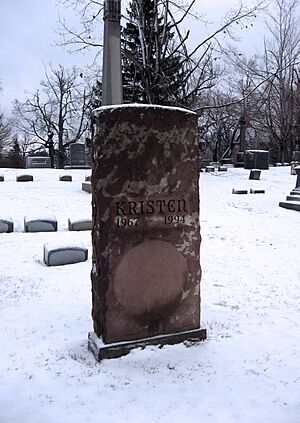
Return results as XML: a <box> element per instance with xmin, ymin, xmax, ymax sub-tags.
<box><xmin>122</xmin><ymin>0</ymin><xmax>188</xmax><ymax>106</ymax></box>
<box><xmin>5</xmin><ymin>137</ymin><xmax>25</xmax><ymax>168</ymax></box>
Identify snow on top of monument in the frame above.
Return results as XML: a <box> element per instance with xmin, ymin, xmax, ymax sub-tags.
<box><xmin>0</xmin><ymin>166</ymin><xmax>300</xmax><ymax>423</ymax></box>
<box><xmin>44</xmin><ymin>240</ymin><xmax>87</xmax><ymax>251</ymax></box>
<box><xmin>93</xmin><ymin>102</ymin><xmax>197</xmax><ymax>116</ymax></box>
<box><xmin>68</xmin><ymin>216</ymin><xmax>92</xmax><ymax>225</ymax></box>
<box><xmin>24</xmin><ymin>215</ymin><xmax>57</xmax><ymax>222</ymax></box>
<box><xmin>246</xmin><ymin>149</ymin><xmax>269</xmax><ymax>152</ymax></box>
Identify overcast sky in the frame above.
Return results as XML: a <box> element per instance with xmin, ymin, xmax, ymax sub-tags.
<box><xmin>0</xmin><ymin>0</ymin><xmax>266</xmax><ymax>116</ymax></box>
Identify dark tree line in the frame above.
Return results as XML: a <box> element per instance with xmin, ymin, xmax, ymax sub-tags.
<box><xmin>3</xmin><ymin>0</ymin><xmax>300</xmax><ymax>168</ymax></box>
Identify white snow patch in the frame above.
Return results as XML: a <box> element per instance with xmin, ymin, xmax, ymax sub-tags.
<box><xmin>0</xmin><ymin>166</ymin><xmax>299</xmax><ymax>423</ymax></box>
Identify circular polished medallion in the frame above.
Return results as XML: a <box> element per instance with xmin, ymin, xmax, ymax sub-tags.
<box><xmin>114</xmin><ymin>240</ymin><xmax>189</xmax><ymax>320</ymax></box>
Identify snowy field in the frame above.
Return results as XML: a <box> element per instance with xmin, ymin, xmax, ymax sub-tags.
<box><xmin>0</xmin><ymin>166</ymin><xmax>299</xmax><ymax>423</ymax></box>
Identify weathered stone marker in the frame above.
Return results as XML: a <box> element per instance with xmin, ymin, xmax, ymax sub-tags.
<box><xmin>24</xmin><ymin>216</ymin><xmax>57</xmax><ymax>232</ymax></box>
<box><xmin>68</xmin><ymin>217</ymin><xmax>92</xmax><ymax>231</ymax></box>
<box><xmin>16</xmin><ymin>174</ymin><xmax>33</xmax><ymax>182</ymax></box>
<box><xmin>89</xmin><ymin>104</ymin><xmax>206</xmax><ymax>359</ymax></box>
<box><xmin>70</xmin><ymin>143</ymin><xmax>86</xmax><ymax>167</ymax></box>
<box><xmin>59</xmin><ymin>175</ymin><xmax>72</xmax><ymax>182</ymax></box>
<box><xmin>44</xmin><ymin>241</ymin><xmax>88</xmax><ymax>266</ymax></box>
<box><xmin>0</xmin><ymin>217</ymin><xmax>13</xmax><ymax>233</ymax></box>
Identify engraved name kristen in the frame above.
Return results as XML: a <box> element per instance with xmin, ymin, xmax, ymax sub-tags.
<box><xmin>115</xmin><ymin>199</ymin><xmax>187</xmax><ymax>216</ymax></box>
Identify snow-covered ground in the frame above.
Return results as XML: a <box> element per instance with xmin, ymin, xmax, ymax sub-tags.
<box><xmin>0</xmin><ymin>166</ymin><xmax>299</xmax><ymax>423</ymax></box>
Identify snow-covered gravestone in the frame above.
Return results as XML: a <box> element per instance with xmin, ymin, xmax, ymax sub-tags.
<box><xmin>0</xmin><ymin>217</ymin><xmax>13</xmax><ymax>233</ymax></box>
<box><xmin>89</xmin><ymin>104</ymin><xmax>206</xmax><ymax>360</ymax></box>
<box><xmin>24</xmin><ymin>216</ymin><xmax>57</xmax><ymax>232</ymax></box>
<box><xmin>44</xmin><ymin>241</ymin><xmax>88</xmax><ymax>266</ymax></box>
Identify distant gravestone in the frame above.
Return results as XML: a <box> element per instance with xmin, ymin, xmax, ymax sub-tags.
<box><xmin>249</xmin><ymin>169</ymin><xmax>261</xmax><ymax>180</ymax></box>
<box><xmin>82</xmin><ymin>182</ymin><xmax>92</xmax><ymax>193</ymax></box>
<box><xmin>0</xmin><ymin>217</ymin><xmax>13</xmax><ymax>233</ymax></box>
<box><xmin>70</xmin><ymin>143</ymin><xmax>86</xmax><ymax>167</ymax></box>
<box><xmin>89</xmin><ymin>104</ymin><xmax>206</xmax><ymax>358</ymax></box>
<box><xmin>68</xmin><ymin>217</ymin><xmax>92</xmax><ymax>231</ymax></box>
<box><xmin>291</xmin><ymin>162</ymin><xmax>299</xmax><ymax>175</ymax></box>
<box><xmin>295</xmin><ymin>166</ymin><xmax>300</xmax><ymax>189</ymax></box>
<box><xmin>24</xmin><ymin>216</ymin><xmax>57</xmax><ymax>232</ymax></box>
<box><xmin>244</xmin><ymin>150</ymin><xmax>269</xmax><ymax>170</ymax></box>
<box><xmin>16</xmin><ymin>174</ymin><xmax>33</xmax><ymax>182</ymax></box>
<box><xmin>59</xmin><ymin>175</ymin><xmax>72</xmax><ymax>182</ymax></box>
<box><xmin>0</xmin><ymin>174</ymin><xmax>4</xmax><ymax>182</ymax></box>
<box><xmin>26</xmin><ymin>156</ymin><xmax>51</xmax><ymax>168</ymax></box>
<box><xmin>44</xmin><ymin>241</ymin><xmax>88</xmax><ymax>266</ymax></box>
<box><xmin>250</xmin><ymin>188</ymin><xmax>265</xmax><ymax>194</ymax></box>
<box><xmin>232</xmin><ymin>188</ymin><xmax>248</xmax><ymax>194</ymax></box>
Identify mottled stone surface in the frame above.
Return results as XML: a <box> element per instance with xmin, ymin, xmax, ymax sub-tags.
<box><xmin>91</xmin><ymin>104</ymin><xmax>201</xmax><ymax>344</ymax></box>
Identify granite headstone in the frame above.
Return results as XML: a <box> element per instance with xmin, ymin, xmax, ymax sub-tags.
<box><xmin>90</xmin><ymin>104</ymin><xmax>206</xmax><ymax>351</ymax></box>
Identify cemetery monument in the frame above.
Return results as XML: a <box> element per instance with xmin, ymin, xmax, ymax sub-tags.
<box><xmin>88</xmin><ymin>0</ymin><xmax>206</xmax><ymax>360</ymax></box>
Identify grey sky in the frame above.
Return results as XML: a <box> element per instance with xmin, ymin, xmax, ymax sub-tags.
<box><xmin>0</xmin><ymin>0</ymin><xmax>94</xmax><ymax>114</ymax></box>
<box><xmin>0</xmin><ymin>0</ymin><xmax>265</xmax><ymax>116</ymax></box>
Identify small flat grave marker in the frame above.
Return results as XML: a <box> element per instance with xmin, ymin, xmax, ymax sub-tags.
<box><xmin>0</xmin><ymin>217</ymin><xmax>13</xmax><ymax>233</ymax></box>
<box><xmin>44</xmin><ymin>241</ymin><xmax>88</xmax><ymax>266</ymax></box>
<box><xmin>249</xmin><ymin>169</ymin><xmax>261</xmax><ymax>180</ymax></box>
<box><xmin>250</xmin><ymin>188</ymin><xmax>265</xmax><ymax>194</ymax></box>
<box><xmin>82</xmin><ymin>182</ymin><xmax>92</xmax><ymax>193</ymax></box>
<box><xmin>68</xmin><ymin>217</ymin><xmax>92</xmax><ymax>231</ymax></box>
<box><xmin>205</xmin><ymin>166</ymin><xmax>215</xmax><ymax>172</ymax></box>
<box><xmin>232</xmin><ymin>188</ymin><xmax>248</xmax><ymax>194</ymax></box>
<box><xmin>59</xmin><ymin>175</ymin><xmax>72</xmax><ymax>182</ymax></box>
<box><xmin>16</xmin><ymin>174</ymin><xmax>33</xmax><ymax>182</ymax></box>
<box><xmin>218</xmin><ymin>166</ymin><xmax>227</xmax><ymax>172</ymax></box>
<box><xmin>24</xmin><ymin>215</ymin><xmax>57</xmax><ymax>232</ymax></box>
<box><xmin>85</xmin><ymin>175</ymin><xmax>91</xmax><ymax>182</ymax></box>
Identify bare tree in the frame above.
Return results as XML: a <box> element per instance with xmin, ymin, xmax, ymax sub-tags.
<box><xmin>12</xmin><ymin>65</ymin><xmax>90</xmax><ymax>168</ymax></box>
<box><xmin>228</xmin><ymin>0</ymin><xmax>300</xmax><ymax>162</ymax></box>
<box><xmin>56</xmin><ymin>0</ymin><xmax>267</xmax><ymax>108</ymax></box>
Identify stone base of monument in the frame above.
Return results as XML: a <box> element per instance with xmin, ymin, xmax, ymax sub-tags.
<box><xmin>0</xmin><ymin>217</ymin><xmax>14</xmax><ymax>233</ymax></box>
<box><xmin>286</xmin><ymin>195</ymin><xmax>300</xmax><ymax>201</ymax></box>
<box><xmin>24</xmin><ymin>216</ymin><xmax>57</xmax><ymax>232</ymax></box>
<box><xmin>68</xmin><ymin>217</ymin><xmax>92</xmax><ymax>231</ymax></box>
<box><xmin>81</xmin><ymin>182</ymin><xmax>92</xmax><ymax>193</ymax></box>
<box><xmin>88</xmin><ymin>329</ymin><xmax>207</xmax><ymax>361</ymax></box>
<box><xmin>16</xmin><ymin>174</ymin><xmax>33</xmax><ymax>182</ymax></box>
<box><xmin>44</xmin><ymin>241</ymin><xmax>88</xmax><ymax>266</ymax></box>
<box><xmin>279</xmin><ymin>201</ymin><xmax>300</xmax><ymax>211</ymax></box>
